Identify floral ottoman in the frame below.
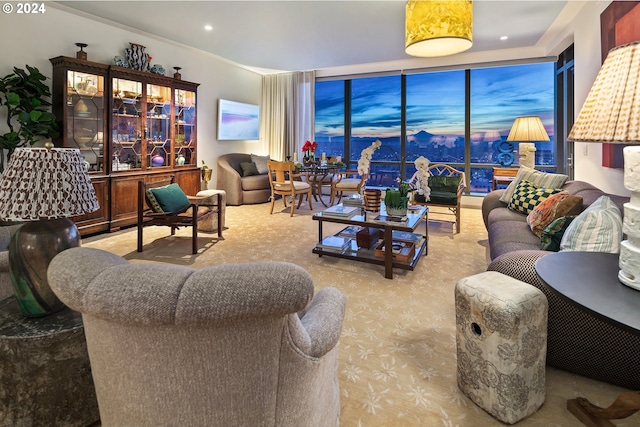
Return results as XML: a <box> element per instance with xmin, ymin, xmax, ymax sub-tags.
<box><xmin>455</xmin><ymin>271</ymin><xmax>548</xmax><ymax>424</ymax></box>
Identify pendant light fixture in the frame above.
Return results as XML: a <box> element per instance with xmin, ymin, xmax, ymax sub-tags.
<box><xmin>405</xmin><ymin>0</ymin><xmax>473</xmax><ymax>57</ymax></box>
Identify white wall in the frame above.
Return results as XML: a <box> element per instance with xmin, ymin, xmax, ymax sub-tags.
<box><xmin>0</xmin><ymin>5</ymin><xmax>263</xmax><ymax>186</ymax></box>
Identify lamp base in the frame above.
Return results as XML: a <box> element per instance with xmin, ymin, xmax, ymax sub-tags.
<box><xmin>619</xmin><ymin>146</ymin><xmax>640</xmax><ymax>292</ymax></box>
<box><xmin>9</xmin><ymin>218</ymin><xmax>80</xmax><ymax>317</ymax></box>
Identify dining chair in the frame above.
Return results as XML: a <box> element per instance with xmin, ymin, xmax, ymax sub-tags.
<box><xmin>267</xmin><ymin>160</ymin><xmax>313</xmax><ymax>216</ymax></box>
<box><xmin>330</xmin><ymin>170</ymin><xmax>367</xmax><ymax>206</ymax></box>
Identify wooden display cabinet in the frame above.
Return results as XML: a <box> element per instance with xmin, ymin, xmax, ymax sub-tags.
<box><xmin>50</xmin><ymin>56</ymin><xmax>201</xmax><ymax>235</ymax></box>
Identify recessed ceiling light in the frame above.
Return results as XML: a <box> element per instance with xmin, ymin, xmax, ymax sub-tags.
<box><xmin>500</xmin><ymin>36</ymin><xmax>508</xmax><ymax>41</ymax></box>
<box><xmin>204</xmin><ymin>25</ymin><xmax>213</xmax><ymax>31</ymax></box>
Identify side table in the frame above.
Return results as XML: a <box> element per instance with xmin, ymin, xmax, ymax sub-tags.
<box><xmin>492</xmin><ymin>167</ymin><xmax>519</xmax><ymax>190</ymax></box>
<box><xmin>0</xmin><ymin>297</ymin><xmax>99</xmax><ymax>426</ymax></box>
<box><xmin>535</xmin><ymin>252</ymin><xmax>640</xmax><ymax>427</ymax></box>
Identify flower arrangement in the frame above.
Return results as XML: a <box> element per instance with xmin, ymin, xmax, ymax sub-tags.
<box><xmin>384</xmin><ymin>179</ymin><xmax>415</xmax><ymax>214</ymax></box>
<box><xmin>357</xmin><ymin>139</ymin><xmax>382</xmax><ymax>175</ymax></box>
<box><xmin>412</xmin><ymin>155</ymin><xmax>431</xmax><ymax>202</ymax></box>
<box><xmin>302</xmin><ymin>140</ymin><xmax>318</xmax><ymax>159</ymax></box>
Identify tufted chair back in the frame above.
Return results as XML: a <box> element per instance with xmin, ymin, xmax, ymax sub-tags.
<box><xmin>48</xmin><ymin>247</ymin><xmax>346</xmax><ymax>427</ymax></box>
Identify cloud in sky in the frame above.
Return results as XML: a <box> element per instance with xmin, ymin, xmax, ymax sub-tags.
<box><xmin>315</xmin><ymin>62</ymin><xmax>554</xmax><ymax>139</ymax></box>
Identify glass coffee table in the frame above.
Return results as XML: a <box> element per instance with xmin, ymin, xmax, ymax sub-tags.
<box><xmin>312</xmin><ymin>204</ymin><xmax>428</xmax><ymax>279</ymax></box>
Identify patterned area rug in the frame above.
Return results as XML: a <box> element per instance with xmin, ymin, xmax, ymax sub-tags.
<box><xmin>84</xmin><ymin>200</ymin><xmax>638</xmax><ymax>427</ymax></box>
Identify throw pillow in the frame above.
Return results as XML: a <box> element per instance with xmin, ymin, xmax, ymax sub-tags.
<box><xmin>526</xmin><ymin>191</ymin><xmax>583</xmax><ymax>237</ymax></box>
<box><xmin>149</xmin><ymin>183</ymin><xmax>191</xmax><ymax>213</ymax></box>
<box><xmin>145</xmin><ymin>190</ymin><xmax>164</xmax><ymax>213</ymax></box>
<box><xmin>540</xmin><ymin>216</ymin><xmax>576</xmax><ymax>251</ymax></box>
<box><xmin>499</xmin><ymin>165</ymin><xmax>568</xmax><ymax>203</ymax></box>
<box><xmin>507</xmin><ymin>180</ymin><xmax>561</xmax><ymax>215</ymax></box>
<box><xmin>240</xmin><ymin>161</ymin><xmax>260</xmax><ymax>177</ymax></box>
<box><xmin>251</xmin><ymin>154</ymin><xmax>270</xmax><ymax>174</ymax></box>
<box><xmin>560</xmin><ymin>195</ymin><xmax>623</xmax><ymax>253</ymax></box>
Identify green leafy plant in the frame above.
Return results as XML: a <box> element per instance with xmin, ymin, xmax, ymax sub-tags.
<box><xmin>0</xmin><ymin>65</ymin><xmax>59</xmax><ymax>171</ymax></box>
<box><xmin>384</xmin><ymin>181</ymin><xmax>414</xmax><ymax>209</ymax></box>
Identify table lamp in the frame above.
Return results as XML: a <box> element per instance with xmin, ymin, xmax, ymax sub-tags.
<box><xmin>0</xmin><ymin>144</ymin><xmax>99</xmax><ymax>317</ymax></box>
<box><xmin>506</xmin><ymin>116</ymin><xmax>550</xmax><ymax>169</ymax></box>
<box><xmin>568</xmin><ymin>41</ymin><xmax>640</xmax><ymax>291</ymax></box>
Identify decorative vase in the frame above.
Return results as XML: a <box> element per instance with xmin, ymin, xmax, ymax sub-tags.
<box><xmin>176</xmin><ymin>154</ymin><xmax>185</xmax><ymax>166</ymax></box>
<box><xmin>125</xmin><ymin>43</ymin><xmax>149</xmax><ymax>72</ymax></box>
<box><xmin>151</xmin><ymin>155</ymin><xmax>164</xmax><ymax>167</ymax></box>
<box><xmin>386</xmin><ymin>205</ymin><xmax>408</xmax><ymax>216</ymax></box>
<box><xmin>364</xmin><ymin>188</ymin><xmax>382</xmax><ymax>212</ymax></box>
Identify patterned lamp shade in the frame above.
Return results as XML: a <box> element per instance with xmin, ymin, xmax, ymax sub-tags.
<box><xmin>405</xmin><ymin>0</ymin><xmax>473</xmax><ymax>57</ymax></box>
<box><xmin>568</xmin><ymin>41</ymin><xmax>640</xmax><ymax>144</ymax></box>
<box><xmin>0</xmin><ymin>147</ymin><xmax>99</xmax><ymax>221</ymax></box>
<box><xmin>567</xmin><ymin>41</ymin><xmax>640</xmax><ymax>292</ymax></box>
<box><xmin>506</xmin><ymin>116</ymin><xmax>550</xmax><ymax>143</ymax></box>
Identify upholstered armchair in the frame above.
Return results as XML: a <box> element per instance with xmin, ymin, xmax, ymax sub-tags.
<box><xmin>48</xmin><ymin>247</ymin><xmax>346</xmax><ymax>427</ymax></box>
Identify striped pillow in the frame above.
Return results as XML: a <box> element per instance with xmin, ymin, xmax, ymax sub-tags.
<box><xmin>499</xmin><ymin>165</ymin><xmax>568</xmax><ymax>203</ymax></box>
<box><xmin>559</xmin><ymin>196</ymin><xmax>622</xmax><ymax>253</ymax></box>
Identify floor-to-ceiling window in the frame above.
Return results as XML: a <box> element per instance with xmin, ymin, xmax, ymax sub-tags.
<box><xmin>315</xmin><ymin>61</ymin><xmax>556</xmax><ymax>195</ymax></box>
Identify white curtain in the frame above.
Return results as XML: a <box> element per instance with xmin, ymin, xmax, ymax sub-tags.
<box><xmin>260</xmin><ymin>71</ymin><xmax>315</xmax><ymax>161</ymax></box>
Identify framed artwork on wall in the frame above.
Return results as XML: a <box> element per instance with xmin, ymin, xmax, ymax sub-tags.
<box><xmin>217</xmin><ymin>99</ymin><xmax>260</xmax><ymax>141</ymax></box>
<box><xmin>600</xmin><ymin>1</ymin><xmax>640</xmax><ymax>168</ymax></box>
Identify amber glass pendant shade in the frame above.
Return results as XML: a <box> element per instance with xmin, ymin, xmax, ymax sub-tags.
<box><xmin>405</xmin><ymin>0</ymin><xmax>473</xmax><ymax>57</ymax></box>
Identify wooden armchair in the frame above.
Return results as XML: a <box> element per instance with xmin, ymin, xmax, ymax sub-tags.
<box><xmin>267</xmin><ymin>160</ymin><xmax>313</xmax><ymax>216</ymax></box>
<box><xmin>411</xmin><ymin>164</ymin><xmax>466</xmax><ymax>233</ymax></box>
<box><xmin>330</xmin><ymin>170</ymin><xmax>367</xmax><ymax>206</ymax></box>
<box><xmin>137</xmin><ymin>177</ymin><xmax>222</xmax><ymax>254</ymax></box>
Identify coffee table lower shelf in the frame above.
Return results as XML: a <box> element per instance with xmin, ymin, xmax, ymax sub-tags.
<box><xmin>312</xmin><ymin>237</ymin><xmax>427</xmax><ymax>277</ymax></box>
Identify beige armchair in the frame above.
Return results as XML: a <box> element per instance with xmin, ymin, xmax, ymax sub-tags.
<box><xmin>48</xmin><ymin>247</ymin><xmax>346</xmax><ymax>427</ymax></box>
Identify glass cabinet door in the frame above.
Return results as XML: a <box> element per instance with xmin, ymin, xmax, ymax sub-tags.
<box><xmin>112</xmin><ymin>78</ymin><xmax>143</xmax><ymax>170</ymax></box>
<box><xmin>146</xmin><ymin>84</ymin><xmax>172</xmax><ymax>169</ymax></box>
<box><xmin>174</xmin><ymin>89</ymin><xmax>196</xmax><ymax>166</ymax></box>
<box><xmin>66</xmin><ymin>70</ymin><xmax>105</xmax><ymax>172</ymax></box>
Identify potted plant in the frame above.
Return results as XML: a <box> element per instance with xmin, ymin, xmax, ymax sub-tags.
<box><xmin>384</xmin><ymin>180</ymin><xmax>413</xmax><ymax>216</ymax></box>
<box><xmin>0</xmin><ymin>65</ymin><xmax>58</xmax><ymax>172</ymax></box>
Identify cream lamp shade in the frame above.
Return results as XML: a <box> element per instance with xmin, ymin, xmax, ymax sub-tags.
<box><xmin>0</xmin><ymin>145</ymin><xmax>99</xmax><ymax>317</ymax></box>
<box><xmin>567</xmin><ymin>41</ymin><xmax>640</xmax><ymax>291</ymax></box>
<box><xmin>506</xmin><ymin>116</ymin><xmax>550</xmax><ymax>144</ymax></box>
<box><xmin>405</xmin><ymin>0</ymin><xmax>473</xmax><ymax>57</ymax></box>
<box><xmin>506</xmin><ymin>116</ymin><xmax>549</xmax><ymax>169</ymax></box>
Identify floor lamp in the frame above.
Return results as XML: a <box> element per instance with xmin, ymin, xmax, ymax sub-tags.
<box><xmin>0</xmin><ymin>144</ymin><xmax>99</xmax><ymax>317</ymax></box>
<box><xmin>568</xmin><ymin>41</ymin><xmax>640</xmax><ymax>291</ymax></box>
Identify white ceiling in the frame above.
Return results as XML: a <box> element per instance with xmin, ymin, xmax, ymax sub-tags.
<box><xmin>56</xmin><ymin>0</ymin><xmax>572</xmax><ymax>73</ymax></box>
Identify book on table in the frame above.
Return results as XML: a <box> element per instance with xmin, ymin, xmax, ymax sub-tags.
<box><xmin>322</xmin><ymin>204</ymin><xmax>359</xmax><ymax>218</ymax></box>
<box><xmin>342</xmin><ymin>194</ymin><xmax>364</xmax><ymax>207</ymax></box>
<box><xmin>336</xmin><ymin>225</ymin><xmax>364</xmax><ymax>239</ymax></box>
<box><xmin>391</xmin><ymin>230</ymin><xmax>422</xmax><ymax>244</ymax></box>
<box><xmin>317</xmin><ymin>236</ymin><xmax>352</xmax><ymax>253</ymax></box>
<box><xmin>373</xmin><ymin>214</ymin><xmax>408</xmax><ymax>224</ymax></box>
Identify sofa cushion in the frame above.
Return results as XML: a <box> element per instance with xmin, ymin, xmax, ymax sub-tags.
<box><xmin>251</xmin><ymin>154</ymin><xmax>270</xmax><ymax>174</ymax></box>
<box><xmin>507</xmin><ymin>180</ymin><xmax>561</xmax><ymax>215</ymax></box>
<box><xmin>540</xmin><ymin>216</ymin><xmax>576</xmax><ymax>252</ymax></box>
<box><xmin>241</xmin><ymin>174</ymin><xmax>271</xmax><ymax>191</ymax></box>
<box><xmin>240</xmin><ymin>161</ymin><xmax>260</xmax><ymax>177</ymax></box>
<box><xmin>560</xmin><ymin>195</ymin><xmax>623</xmax><ymax>253</ymax></box>
<box><xmin>149</xmin><ymin>184</ymin><xmax>191</xmax><ymax>213</ymax></box>
<box><xmin>428</xmin><ymin>175</ymin><xmax>461</xmax><ymax>193</ymax></box>
<box><xmin>499</xmin><ymin>165</ymin><xmax>568</xmax><ymax>203</ymax></box>
<box><xmin>488</xmin><ymin>220</ymin><xmax>542</xmax><ymax>260</ymax></box>
<box><xmin>526</xmin><ymin>191</ymin><xmax>583</xmax><ymax>237</ymax></box>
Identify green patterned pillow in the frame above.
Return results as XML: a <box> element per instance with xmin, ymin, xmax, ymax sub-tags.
<box><xmin>559</xmin><ymin>195</ymin><xmax>623</xmax><ymax>253</ymax></box>
<box><xmin>499</xmin><ymin>165</ymin><xmax>568</xmax><ymax>203</ymax></box>
<box><xmin>540</xmin><ymin>216</ymin><xmax>576</xmax><ymax>251</ymax></box>
<box><xmin>507</xmin><ymin>180</ymin><xmax>561</xmax><ymax>215</ymax></box>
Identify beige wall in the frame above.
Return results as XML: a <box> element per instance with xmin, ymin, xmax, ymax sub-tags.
<box><xmin>0</xmin><ymin>5</ymin><xmax>263</xmax><ymax>186</ymax></box>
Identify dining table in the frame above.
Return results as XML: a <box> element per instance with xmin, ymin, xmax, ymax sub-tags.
<box><xmin>298</xmin><ymin>164</ymin><xmax>340</xmax><ymax>207</ymax></box>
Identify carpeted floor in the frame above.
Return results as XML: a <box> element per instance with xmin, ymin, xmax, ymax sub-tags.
<box><xmin>84</xmin><ymin>199</ymin><xmax>638</xmax><ymax>426</ymax></box>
